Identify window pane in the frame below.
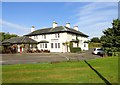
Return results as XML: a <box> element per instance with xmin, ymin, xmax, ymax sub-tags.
<box><xmin>42</xmin><ymin>43</ymin><xmax>44</xmax><ymax>48</ymax></box>
<box><xmin>58</xmin><ymin>33</ymin><xmax>60</xmax><ymax>38</ymax></box>
<box><xmin>51</xmin><ymin>43</ymin><xmax>53</xmax><ymax>48</ymax></box>
<box><xmin>55</xmin><ymin>43</ymin><xmax>57</xmax><ymax>48</ymax></box>
<box><xmin>40</xmin><ymin>44</ymin><xmax>42</xmax><ymax>48</ymax></box>
<box><xmin>44</xmin><ymin>35</ymin><xmax>46</xmax><ymax>39</ymax></box>
<box><xmin>45</xmin><ymin>43</ymin><xmax>47</xmax><ymax>48</ymax></box>
<box><xmin>55</xmin><ymin>34</ymin><xmax>57</xmax><ymax>38</ymax></box>
<box><xmin>58</xmin><ymin>43</ymin><xmax>60</xmax><ymax>48</ymax></box>
<box><xmin>84</xmin><ymin>43</ymin><xmax>86</xmax><ymax>47</ymax></box>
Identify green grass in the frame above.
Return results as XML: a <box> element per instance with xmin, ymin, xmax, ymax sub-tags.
<box><xmin>2</xmin><ymin>57</ymin><xmax>118</xmax><ymax>83</ymax></box>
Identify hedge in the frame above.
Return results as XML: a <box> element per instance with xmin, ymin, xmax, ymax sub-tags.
<box><xmin>69</xmin><ymin>42</ymin><xmax>81</xmax><ymax>53</ymax></box>
<box><xmin>70</xmin><ymin>47</ymin><xmax>81</xmax><ymax>53</ymax></box>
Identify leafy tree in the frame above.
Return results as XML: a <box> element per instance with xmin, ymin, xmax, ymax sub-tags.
<box><xmin>100</xmin><ymin>19</ymin><xmax>120</xmax><ymax>55</ymax></box>
<box><xmin>0</xmin><ymin>32</ymin><xmax>18</xmax><ymax>41</ymax></box>
<box><xmin>90</xmin><ymin>37</ymin><xmax>100</xmax><ymax>43</ymax></box>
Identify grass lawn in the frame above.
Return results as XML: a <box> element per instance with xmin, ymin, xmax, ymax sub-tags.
<box><xmin>2</xmin><ymin>56</ymin><xmax>118</xmax><ymax>83</ymax></box>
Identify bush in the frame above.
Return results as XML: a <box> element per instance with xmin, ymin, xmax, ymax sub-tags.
<box><xmin>69</xmin><ymin>42</ymin><xmax>81</xmax><ymax>53</ymax></box>
<box><xmin>70</xmin><ymin>47</ymin><xmax>81</xmax><ymax>53</ymax></box>
<box><xmin>89</xmin><ymin>42</ymin><xmax>102</xmax><ymax>48</ymax></box>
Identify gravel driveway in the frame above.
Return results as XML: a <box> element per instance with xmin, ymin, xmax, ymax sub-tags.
<box><xmin>1</xmin><ymin>48</ymin><xmax>101</xmax><ymax>65</ymax></box>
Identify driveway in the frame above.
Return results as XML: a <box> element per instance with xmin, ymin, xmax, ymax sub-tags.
<box><xmin>1</xmin><ymin>48</ymin><xmax>101</xmax><ymax>65</ymax></box>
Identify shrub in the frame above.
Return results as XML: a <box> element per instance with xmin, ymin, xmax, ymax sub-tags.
<box><xmin>69</xmin><ymin>42</ymin><xmax>81</xmax><ymax>53</ymax></box>
<box><xmin>70</xmin><ymin>47</ymin><xmax>81</xmax><ymax>53</ymax></box>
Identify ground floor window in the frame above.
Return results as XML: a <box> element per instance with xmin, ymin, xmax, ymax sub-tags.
<box><xmin>51</xmin><ymin>43</ymin><xmax>53</xmax><ymax>48</ymax></box>
<box><xmin>45</xmin><ymin>43</ymin><xmax>47</xmax><ymax>48</ymax></box>
<box><xmin>84</xmin><ymin>43</ymin><xmax>86</xmax><ymax>47</ymax></box>
<box><xmin>58</xmin><ymin>43</ymin><xmax>60</xmax><ymax>48</ymax></box>
<box><xmin>40</xmin><ymin>43</ymin><xmax>42</xmax><ymax>48</ymax></box>
<box><xmin>51</xmin><ymin>43</ymin><xmax>60</xmax><ymax>49</ymax></box>
<box><xmin>55</xmin><ymin>43</ymin><xmax>57</xmax><ymax>48</ymax></box>
<box><xmin>40</xmin><ymin>43</ymin><xmax>47</xmax><ymax>48</ymax></box>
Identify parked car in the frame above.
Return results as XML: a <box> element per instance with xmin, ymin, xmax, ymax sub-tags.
<box><xmin>92</xmin><ymin>48</ymin><xmax>105</xmax><ymax>55</ymax></box>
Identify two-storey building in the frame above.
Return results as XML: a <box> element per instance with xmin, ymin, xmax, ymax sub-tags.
<box><xmin>26</xmin><ymin>22</ymin><xmax>89</xmax><ymax>52</ymax></box>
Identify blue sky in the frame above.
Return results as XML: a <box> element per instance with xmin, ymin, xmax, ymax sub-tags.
<box><xmin>1</xmin><ymin>2</ymin><xmax>118</xmax><ymax>39</ymax></box>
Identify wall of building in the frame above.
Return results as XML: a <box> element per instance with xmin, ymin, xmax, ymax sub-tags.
<box><xmin>78</xmin><ymin>36</ymin><xmax>89</xmax><ymax>50</ymax></box>
<box><xmin>29</xmin><ymin>32</ymin><xmax>89</xmax><ymax>52</ymax></box>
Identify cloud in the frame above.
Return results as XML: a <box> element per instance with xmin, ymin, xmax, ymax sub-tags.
<box><xmin>0</xmin><ymin>19</ymin><xmax>30</xmax><ymax>35</ymax></box>
<box><xmin>73</xmin><ymin>2</ymin><xmax>118</xmax><ymax>39</ymax></box>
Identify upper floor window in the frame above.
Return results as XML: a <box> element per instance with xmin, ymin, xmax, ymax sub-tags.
<box><xmin>58</xmin><ymin>33</ymin><xmax>60</xmax><ymax>38</ymax></box>
<box><xmin>55</xmin><ymin>34</ymin><xmax>57</xmax><ymax>38</ymax></box>
<box><xmin>42</xmin><ymin>35</ymin><xmax>46</xmax><ymax>39</ymax></box>
<box><xmin>34</xmin><ymin>36</ymin><xmax>38</xmax><ymax>39</ymax></box>
<box><xmin>44</xmin><ymin>35</ymin><xmax>46</xmax><ymax>39</ymax></box>
<box><xmin>55</xmin><ymin>33</ymin><xmax>60</xmax><ymax>38</ymax></box>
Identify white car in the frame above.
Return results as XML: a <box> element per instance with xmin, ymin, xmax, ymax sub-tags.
<box><xmin>92</xmin><ymin>48</ymin><xmax>105</xmax><ymax>55</ymax></box>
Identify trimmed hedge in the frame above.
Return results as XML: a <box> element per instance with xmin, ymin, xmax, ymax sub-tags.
<box><xmin>69</xmin><ymin>42</ymin><xmax>81</xmax><ymax>53</ymax></box>
<box><xmin>70</xmin><ymin>47</ymin><xmax>81</xmax><ymax>53</ymax></box>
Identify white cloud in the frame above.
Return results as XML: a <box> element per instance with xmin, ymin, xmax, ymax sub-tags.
<box><xmin>0</xmin><ymin>19</ymin><xmax>30</xmax><ymax>35</ymax></box>
<box><xmin>73</xmin><ymin>2</ymin><xmax>118</xmax><ymax>39</ymax></box>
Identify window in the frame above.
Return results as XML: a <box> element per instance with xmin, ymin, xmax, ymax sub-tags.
<box><xmin>42</xmin><ymin>43</ymin><xmax>44</xmax><ymax>48</ymax></box>
<box><xmin>55</xmin><ymin>34</ymin><xmax>57</xmax><ymax>38</ymax></box>
<box><xmin>34</xmin><ymin>36</ymin><xmax>38</xmax><ymax>39</ymax></box>
<box><xmin>44</xmin><ymin>35</ymin><xmax>46</xmax><ymax>39</ymax></box>
<box><xmin>55</xmin><ymin>33</ymin><xmax>60</xmax><ymax>38</ymax></box>
<box><xmin>84</xmin><ymin>43</ymin><xmax>86</xmax><ymax>47</ymax></box>
<box><xmin>45</xmin><ymin>43</ymin><xmax>47</xmax><ymax>48</ymax></box>
<box><xmin>58</xmin><ymin>33</ymin><xmax>60</xmax><ymax>38</ymax></box>
<box><xmin>51</xmin><ymin>43</ymin><xmax>53</xmax><ymax>48</ymax></box>
<box><xmin>58</xmin><ymin>43</ymin><xmax>60</xmax><ymax>48</ymax></box>
<box><xmin>40</xmin><ymin>43</ymin><xmax>42</xmax><ymax>48</ymax></box>
<box><xmin>55</xmin><ymin>43</ymin><xmax>57</xmax><ymax>48</ymax></box>
<box><xmin>42</xmin><ymin>35</ymin><xmax>46</xmax><ymax>39</ymax></box>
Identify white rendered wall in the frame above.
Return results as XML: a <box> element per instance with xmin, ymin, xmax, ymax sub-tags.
<box><xmin>29</xmin><ymin>32</ymin><xmax>89</xmax><ymax>52</ymax></box>
<box><xmin>78</xmin><ymin>36</ymin><xmax>89</xmax><ymax>50</ymax></box>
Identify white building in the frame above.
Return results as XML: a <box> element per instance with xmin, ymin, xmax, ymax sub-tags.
<box><xmin>26</xmin><ymin>22</ymin><xmax>89</xmax><ymax>52</ymax></box>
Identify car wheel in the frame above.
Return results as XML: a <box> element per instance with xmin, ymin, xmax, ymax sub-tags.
<box><xmin>97</xmin><ymin>52</ymin><xmax>101</xmax><ymax>55</ymax></box>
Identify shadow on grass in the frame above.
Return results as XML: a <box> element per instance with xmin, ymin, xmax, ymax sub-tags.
<box><xmin>84</xmin><ymin>60</ymin><xmax>112</xmax><ymax>85</ymax></box>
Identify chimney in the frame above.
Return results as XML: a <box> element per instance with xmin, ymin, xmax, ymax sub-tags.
<box><xmin>53</xmin><ymin>21</ymin><xmax>57</xmax><ymax>28</ymax></box>
<box><xmin>66</xmin><ymin>22</ymin><xmax>70</xmax><ymax>28</ymax></box>
<box><xmin>31</xmin><ymin>25</ymin><xmax>35</xmax><ymax>32</ymax></box>
<box><xmin>73</xmin><ymin>26</ymin><xmax>79</xmax><ymax>31</ymax></box>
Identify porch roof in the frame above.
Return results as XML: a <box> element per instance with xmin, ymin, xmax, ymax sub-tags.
<box><xmin>70</xmin><ymin>39</ymin><xmax>79</xmax><ymax>42</ymax></box>
<box><xmin>38</xmin><ymin>40</ymin><xmax>49</xmax><ymax>43</ymax></box>
<box><xmin>2</xmin><ymin>36</ymin><xmax>38</xmax><ymax>45</ymax></box>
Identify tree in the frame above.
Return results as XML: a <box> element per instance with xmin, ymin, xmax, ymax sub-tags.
<box><xmin>100</xmin><ymin>19</ymin><xmax>120</xmax><ymax>55</ymax></box>
<box><xmin>0</xmin><ymin>32</ymin><xmax>18</xmax><ymax>41</ymax></box>
<box><xmin>90</xmin><ymin>37</ymin><xmax>100</xmax><ymax>43</ymax></box>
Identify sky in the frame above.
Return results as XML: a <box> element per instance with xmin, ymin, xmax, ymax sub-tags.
<box><xmin>1</xmin><ymin>2</ymin><xmax>118</xmax><ymax>39</ymax></box>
